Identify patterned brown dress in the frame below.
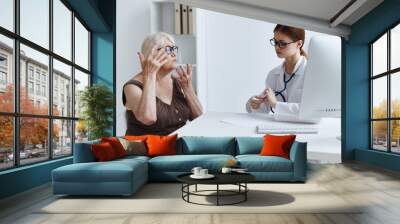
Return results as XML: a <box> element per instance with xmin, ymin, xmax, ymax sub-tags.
<box><xmin>122</xmin><ymin>79</ymin><xmax>192</xmax><ymax>135</ymax></box>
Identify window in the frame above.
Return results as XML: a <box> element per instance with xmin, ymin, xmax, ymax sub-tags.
<box><xmin>0</xmin><ymin>71</ymin><xmax>6</xmax><ymax>85</ymax></box>
<box><xmin>42</xmin><ymin>85</ymin><xmax>46</xmax><ymax>97</ymax></box>
<box><xmin>74</xmin><ymin>69</ymin><xmax>89</xmax><ymax>142</ymax></box>
<box><xmin>20</xmin><ymin>0</ymin><xmax>49</xmax><ymax>49</ymax></box>
<box><xmin>0</xmin><ymin>54</ymin><xmax>7</xmax><ymax>87</ymax></box>
<box><xmin>53</xmin><ymin>119</ymin><xmax>72</xmax><ymax>158</ymax></box>
<box><xmin>35</xmin><ymin>70</ymin><xmax>41</xmax><ymax>81</ymax></box>
<box><xmin>0</xmin><ymin>0</ymin><xmax>14</xmax><ymax>32</ymax></box>
<box><xmin>0</xmin><ymin>116</ymin><xmax>13</xmax><ymax>170</ymax></box>
<box><xmin>75</xmin><ymin>18</ymin><xmax>89</xmax><ymax>70</ymax></box>
<box><xmin>20</xmin><ymin>117</ymin><xmax>48</xmax><ymax>165</ymax></box>
<box><xmin>53</xmin><ymin>0</ymin><xmax>72</xmax><ymax>60</ymax></box>
<box><xmin>54</xmin><ymin>89</ymin><xmax>58</xmax><ymax>105</ymax></box>
<box><xmin>53</xmin><ymin>59</ymin><xmax>72</xmax><ymax>117</ymax></box>
<box><xmin>28</xmin><ymin>67</ymin><xmax>34</xmax><ymax>80</ymax></box>
<box><xmin>370</xmin><ymin>23</ymin><xmax>400</xmax><ymax>154</ymax></box>
<box><xmin>0</xmin><ymin>0</ymin><xmax>91</xmax><ymax>170</ymax></box>
<box><xmin>41</xmin><ymin>73</ymin><xmax>46</xmax><ymax>83</ymax></box>
<box><xmin>36</xmin><ymin>83</ymin><xmax>40</xmax><ymax>95</ymax></box>
<box><xmin>74</xmin><ymin>69</ymin><xmax>89</xmax><ymax>119</ymax></box>
<box><xmin>0</xmin><ymin>35</ymin><xmax>13</xmax><ymax>113</ymax></box>
<box><xmin>28</xmin><ymin>81</ymin><xmax>34</xmax><ymax>94</ymax></box>
<box><xmin>0</xmin><ymin>54</ymin><xmax>8</xmax><ymax>88</ymax></box>
<box><xmin>0</xmin><ymin>55</ymin><xmax>7</xmax><ymax>67</ymax></box>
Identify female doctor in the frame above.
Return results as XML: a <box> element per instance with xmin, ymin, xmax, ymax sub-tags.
<box><xmin>246</xmin><ymin>24</ymin><xmax>307</xmax><ymax>117</ymax></box>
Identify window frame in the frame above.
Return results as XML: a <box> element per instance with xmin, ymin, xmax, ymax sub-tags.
<box><xmin>0</xmin><ymin>0</ymin><xmax>92</xmax><ymax>171</ymax></box>
<box><xmin>370</xmin><ymin>21</ymin><xmax>400</xmax><ymax>154</ymax></box>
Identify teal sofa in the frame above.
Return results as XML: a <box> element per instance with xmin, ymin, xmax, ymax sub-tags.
<box><xmin>52</xmin><ymin>136</ymin><xmax>307</xmax><ymax>196</ymax></box>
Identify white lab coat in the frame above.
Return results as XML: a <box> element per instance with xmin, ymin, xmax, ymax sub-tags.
<box><xmin>246</xmin><ymin>56</ymin><xmax>307</xmax><ymax>117</ymax></box>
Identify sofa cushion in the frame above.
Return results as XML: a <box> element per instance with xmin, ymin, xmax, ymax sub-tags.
<box><xmin>235</xmin><ymin>137</ymin><xmax>263</xmax><ymax>155</ymax></box>
<box><xmin>148</xmin><ymin>154</ymin><xmax>235</xmax><ymax>172</ymax></box>
<box><xmin>74</xmin><ymin>140</ymin><xmax>100</xmax><ymax>163</ymax></box>
<box><xmin>177</xmin><ymin>136</ymin><xmax>236</xmax><ymax>155</ymax></box>
<box><xmin>147</xmin><ymin>134</ymin><xmax>177</xmax><ymax>157</ymax></box>
<box><xmin>91</xmin><ymin>142</ymin><xmax>118</xmax><ymax>161</ymax></box>
<box><xmin>101</xmin><ymin>137</ymin><xmax>127</xmax><ymax>158</ymax></box>
<box><xmin>236</xmin><ymin>155</ymin><xmax>293</xmax><ymax>172</ymax></box>
<box><xmin>124</xmin><ymin>135</ymin><xmax>148</xmax><ymax>141</ymax></box>
<box><xmin>260</xmin><ymin>134</ymin><xmax>296</xmax><ymax>159</ymax></box>
<box><xmin>53</xmin><ymin>158</ymin><xmax>147</xmax><ymax>183</ymax></box>
<box><xmin>118</xmin><ymin>138</ymin><xmax>147</xmax><ymax>156</ymax></box>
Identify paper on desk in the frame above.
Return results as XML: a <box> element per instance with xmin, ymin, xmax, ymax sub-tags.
<box><xmin>220</xmin><ymin>113</ymin><xmax>319</xmax><ymax>128</ymax></box>
<box><xmin>219</xmin><ymin>113</ymin><xmax>276</xmax><ymax>127</ymax></box>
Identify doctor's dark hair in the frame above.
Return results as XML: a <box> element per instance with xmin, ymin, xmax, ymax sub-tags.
<box><xmin>273</xmin><ymin>24</ymin><xmax>308</xmax><ymax>58</ymax></box>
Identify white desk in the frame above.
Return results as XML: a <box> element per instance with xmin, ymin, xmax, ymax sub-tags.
<box><xmin>173</xmin><ymin>111</ymin><xmax>341</xmax><ymax>163</ymax></box>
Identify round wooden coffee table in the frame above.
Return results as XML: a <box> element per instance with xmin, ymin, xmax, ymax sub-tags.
<box><xmin>177</xmin><ymin>173</ymin><xmax>255</xmax><ymax>206</ymax></box>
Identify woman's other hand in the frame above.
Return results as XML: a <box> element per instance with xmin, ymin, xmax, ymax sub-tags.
<box><xmin>174</xmin><ymin>64</ymin><xmax>193</xmax><ymax>91</ymax></box>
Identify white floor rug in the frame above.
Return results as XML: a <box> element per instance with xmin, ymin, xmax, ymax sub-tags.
<box><xmin>37</xmin><ymin>183</ymin><xmax>362</xmax><ymax>214</ymax></box>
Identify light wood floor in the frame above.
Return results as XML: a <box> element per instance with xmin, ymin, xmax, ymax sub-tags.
<box><xmin>1</xmin><ymin>162</ymin><xmax>400</xmax><ymax>224</ymax></box>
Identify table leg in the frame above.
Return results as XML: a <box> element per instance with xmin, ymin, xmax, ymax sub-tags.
<box><xmin>187</xmin><ymin>184</ymin><xmax>190</xmax><ymax>202</ymax></box>
<box><xmin>245</xmin><ymin>183</ymin><xmax>247</xmax><ymax>201</ymax></box>
<box><xmin>217</xmin><ymin>184</ymin><xmax>219</xmax><ymax>206</ymax></box>
<box><xmin>181</xmin><ymin>184</ymin><xmax>183</xmax><ymax>199</ymax></box>
<box><xmin>195</xmin><ymin>184</ymin><xmax>197</xmax><ymax>192</ymax></box>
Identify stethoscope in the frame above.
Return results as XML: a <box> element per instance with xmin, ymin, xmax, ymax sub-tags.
<box><xmin>270</xmin><ymin>72</ymin><xmax>296</xmax><ymax>113</ymax></box>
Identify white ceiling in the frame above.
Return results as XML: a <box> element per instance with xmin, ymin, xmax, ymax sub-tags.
<box><xmin>226</xmin><ymin>0</ymin><xmax>352</xmax><ymax>23</ymax></box>
<box><xmin>173</xmin><ymin>0</ymin><xmax>384</xmax><ymax>37</ymax></box>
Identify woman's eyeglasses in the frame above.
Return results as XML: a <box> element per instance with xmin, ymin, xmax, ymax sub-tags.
<box><xmin>157</xmin><ymin>45</ymin><xmax>179</xmax><ymax>55</ymax></box>
<box><xmin>269</xmin><ymin>38</ymin><xmax>296</xmax><ymax>49</ymax></box>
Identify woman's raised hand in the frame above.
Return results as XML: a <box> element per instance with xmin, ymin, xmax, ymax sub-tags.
<box><xmin>138</xmin><ymin>47</ymin><xmax>169</xmax><ymax>76</ymax></box>
<box><xmin>174</xmin><ymin>64</ymin><xmax>193</xmax><ymax>90</ymax></box>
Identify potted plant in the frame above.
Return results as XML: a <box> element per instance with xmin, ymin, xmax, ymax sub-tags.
<box><xmin>79</xmin><ymin>84</ymin><xmax>114</xmax><ymax>140</ymax></box>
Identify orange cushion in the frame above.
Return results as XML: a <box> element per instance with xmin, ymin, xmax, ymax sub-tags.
<box><xmin>91</xmin><ymin>142</ymin><xmax>118</xmax><ymax>162</ymax></box>
<box><xmin>101</xmin><ymin>137</ymin><xmax>127</xmax><ymax>158</ymax></box>
<box><xmin>259</xmin><ymin>134</ymin><xmax>296</xmax><ymax>159</ymax></box>
<box><xmin>146</xmin><ymin>134</ymin><xmax>177</xmax><ymax>157</ymax></box>
<box><xmin>124</xmin><ymin>135</ymin><xmax>148</xmax><ymax>141</ymax></box>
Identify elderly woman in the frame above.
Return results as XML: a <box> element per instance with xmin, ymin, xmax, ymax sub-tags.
<box><xmin>122</xmin><ymin>32</ymin><xmax>203</xmax><ymax>135</ymax></box>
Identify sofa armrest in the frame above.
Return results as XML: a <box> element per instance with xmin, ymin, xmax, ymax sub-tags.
<box><xmin>289</xmin><ymin>141</ymin><xmax>307</xmax><ymax>181</ymax></box>
<box><xmin>73</xmin><ymin>140</ymin><xmax>100</xmax><ymax>163</ymax></box>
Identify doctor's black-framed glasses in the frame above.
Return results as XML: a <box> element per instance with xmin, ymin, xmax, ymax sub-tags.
<box><xmin>269</xmin><ymin>38</ymin><xmax>297</xmax><ymax>49</ymax></box>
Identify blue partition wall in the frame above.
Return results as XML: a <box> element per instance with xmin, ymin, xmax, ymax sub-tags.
<box><xmin>343</xmin><ymin>0</ymin><xmax>400</xmax><ymax>171</ymax></box>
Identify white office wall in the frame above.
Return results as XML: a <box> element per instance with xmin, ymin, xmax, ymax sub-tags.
<box><xmin>116</xmin><ymin>0</ymin><xmax>152</xmax><ymax>136</ymax></box>
<box><xmin>197</xmin><ymin>9</ymin><xmax>336</xmax><ymax>113</ymax></box>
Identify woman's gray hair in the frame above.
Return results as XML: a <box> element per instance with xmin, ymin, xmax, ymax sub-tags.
<box><xmin>141</xmin><ymin>32</ymin><xmax>175</xmax><ymax>58</ymax></box>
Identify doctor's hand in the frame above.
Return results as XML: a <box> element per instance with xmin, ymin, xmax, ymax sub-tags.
<box><xmin>249</xmin><ymin>96</ymin><xmax>266</xmax><ymax>110</ymax></box>
<box><xmin>265</xmin><ymin>88</ymin><xmax>277</xmax><ymax>108</ymax></box>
